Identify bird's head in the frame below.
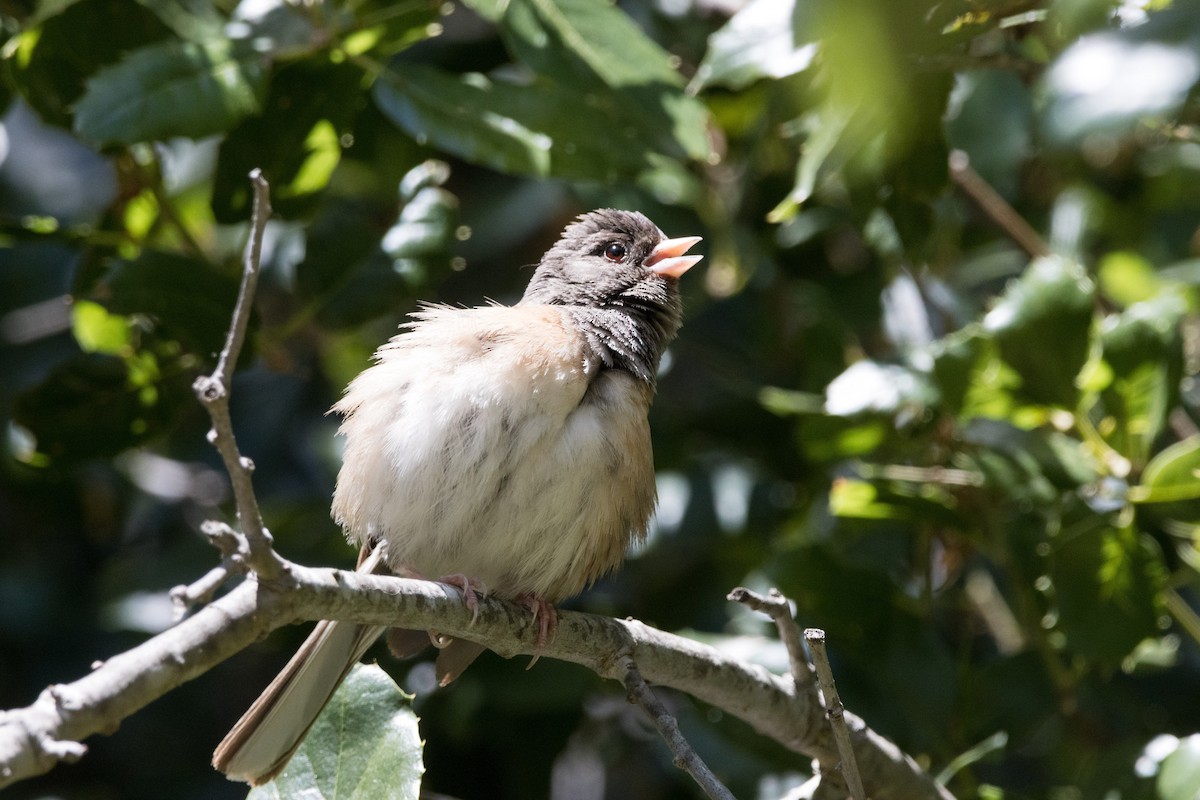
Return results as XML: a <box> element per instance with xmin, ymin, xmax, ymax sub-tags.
<box><xmin>521</xmin><ymin>209</ymin><xmax>702</xmax><ymax>315</ymax></box>
<box><xmin>521</xmin><ymin>209</ymin><xmax>703</xmax><ymax>382</ymax></box>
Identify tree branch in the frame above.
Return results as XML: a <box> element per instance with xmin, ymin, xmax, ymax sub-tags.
<box><xmin>191</xmin><ymin>170</ymin><xmax>285</xmax><ymax>581</ymax></box>
<box><xmin>0</xmin><ymin>563</ymin><xmax>953</xmax><ymax>799</ymax></box>
<box><xmin>948</xmin><ymin>149</ymin><xmax>1050</xmax><ymax>259</ymax></box>
<box><xmin>806</xmin><ymin>628</ymin><xmax>867</xmax><ymax>800</ymax></box>
<box><xmin>728</xmin><ymin>586</ymin><xmax>813</xmax><ymax>690</ymax></box>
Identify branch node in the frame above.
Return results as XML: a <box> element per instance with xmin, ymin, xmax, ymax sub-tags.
<box><xmin>38</xmin><ymin>735</ymin><xmax>86</xmax><ymax>763</ymax></box>
<box><xmin>729</xmin><ymin>586</ymin><xmax>813</xmax><ymax>689</ymax></box>
<box><xmin>190</xmin><ymin>170</ymin><xmax>288</xmax><ymax>583</ymax></box>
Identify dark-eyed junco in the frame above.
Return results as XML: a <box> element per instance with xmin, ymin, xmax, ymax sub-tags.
<box><xmin>212</xmin><ymin>209</ymin><xmax>702</xmax><ymax>784</ymax></box>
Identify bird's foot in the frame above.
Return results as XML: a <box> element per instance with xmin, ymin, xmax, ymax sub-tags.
<box><xmin>516</xmin><ymin>593</ymin><xmax>558</xmax><ymax>668</ymax></box>
<box><xmin>438</xmin><ymin>573</ymin><xmax>489</xmax><ymax>625</ymax></box>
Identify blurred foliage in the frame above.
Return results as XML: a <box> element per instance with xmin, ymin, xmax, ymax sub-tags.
<box><xmin>2</xmin><ymin>0</ymin><xmax>1200</xmax><ymax>799</ymax></box>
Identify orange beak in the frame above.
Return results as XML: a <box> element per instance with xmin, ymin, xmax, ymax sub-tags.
<box><xmin>645</xmin><ymin>235</ymin><xmax>703</xmax><ymax>279</ymax></box>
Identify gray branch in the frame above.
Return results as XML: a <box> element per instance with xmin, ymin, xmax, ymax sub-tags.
<box><xmin>190</xmin><ymin>169</ymin><xmax>286</xmax><ymax>581</ymax></box>
<box><xmin>620</xmin><ymin>654</ymin><xmax>736</xmax><ymax>800</ymax></box>
<box><xmin>0</xmin><ymin>561</ymin><xmax>954</xmax><ymax>799</ymax></box>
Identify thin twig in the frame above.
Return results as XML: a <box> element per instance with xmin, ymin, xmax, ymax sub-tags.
<box><xmin>170</xmin><ymin>564</ymin><xmax>233</xmax><ymax>620</ymax></box>
<box><xmin>948</xmin><ymin>149</ymin><xmax>1050</xmax><ymax>259</ymax></box>
<box><xmin>170</xmin><ymin>521</ymin><xmax>247</xmax><ymax>619</ymax></box>
<box><xmin>804</xmin><ymin>629</ymin><xmax>866</xmax><ymax>800</ymax></box>
<box><xmin>191</xmin><ymin>170</ymin><xmax>286</xmax><ymax>581</ymax></box>
<box><xmin>728</xmin><ymin>587</ymin><xmax>812</xmax><ymax>689</ymax></box>
<box><xmin>619</xmin><ymin>654</ymin><xmax>736</xmax><ymax>800</ymax></box>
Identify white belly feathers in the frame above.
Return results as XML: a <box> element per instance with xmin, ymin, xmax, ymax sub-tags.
<box><xmin>331</xmin><ymin>305</ymin><xmax>656</xmax><ymax>602</ymax></box>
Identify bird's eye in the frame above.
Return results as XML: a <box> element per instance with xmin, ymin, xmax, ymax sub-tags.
<box><xmin>603</xmin><ymin>243</ymin><xmax>627</xmax><ymax>262</ymax></box>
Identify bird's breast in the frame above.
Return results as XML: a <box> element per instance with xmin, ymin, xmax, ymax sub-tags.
<box><xmin>331</xmin><ymin>305</ymin><xmax>656</xmax><ymax>601</ymax></box>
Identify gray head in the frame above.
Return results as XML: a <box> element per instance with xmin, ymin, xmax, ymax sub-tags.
<box><xmin>520</xmin><ymin>209</ymin><xmax>702</xmax><ymax>383</ymax></box>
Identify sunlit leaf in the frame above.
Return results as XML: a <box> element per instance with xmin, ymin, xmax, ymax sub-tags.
<box><xmin>74</xmin><ymin>37</ymin><xmax>267</xmax><ymax>145</ymax></box>
<box><xmin>824</xmin><ymin>360</ymin><xmax>934</xmax><ymax>418</ymax></box>
<box><xmin>499</xmin><ymin>0</ymin><xmax>684</xmax><ymax>90</ymax></box>
<box><xmin>373</xmin><ymin>65</ymin><xmax>681</xmax><ymax>180</ymax></box>
<box><xmin>5</xmin><ymin>0</ymin><xmax>171</xmax><ymax>127</ymax></box>
<box><xmin>1159</xmin><ymin>735</ymin><xmax>1200</xmax><ymax>800</ymax></box>
<box><xmin>72</xmin><ymin>300</ymin><xmax>131</xmax><ymax>354</ymax></box>
<box><xmin>1099</xmin><ymin>293</ymin><xmax>1186</xmax><ymax>465</ymax></box>
<box><xmin>373</xmin><ymin>67</ymin><xmax>551</xmax><ymax>178</ymax></box>
<box><xmin>829</xmin><ymin>478</ymin><xmax>904</xmax><ymax>519</ymax></box>
<box><xmin>693</xmin><ymin>0</ymin><xmax>817</xmax><ymax>90</ymax></box>
<box><xmin>1041</xmin><ymin>11</ymin><xmax>1200</xmax><ymax>145</ymax></box>
<box><xmin>1134</xmin><ymin>437</ymin><xmax>1200</xmax><ymax>519</ymax></box>
<box><xmin>1048</xmin><ymin>523</ymin><xmax>1165</xmax><ymax>665</ymax></box>
<box><xmin>982</xmin><ymin>255</ymin><xmax>1094</xmax><ymax>407</ymax></box>
<box><xmin>494</xmin><ymin>0</ymin><xmax>711</xmax><ymax>162</ymax></box>
<box><xmin>1097</xmin><ymin>251</ymin><xmax>1163</xmax><ymax>306</ymax></box>
<box><xmin>249</xmin><ymin>664</ymin><xmax>423</xmax><ymax>800</ymax></box>
<box><xmin>212</xmin><ymin>57</ymin><xmax>364</xmax><ymax>222</ymax></box>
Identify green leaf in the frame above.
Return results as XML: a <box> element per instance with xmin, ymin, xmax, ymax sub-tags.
<box><xmin>944</xmin><ymin>70</ymin><xmax>1032</xmax><ymax>199</ymax></box>
<box><xmin>11</xmin><ymin>349</ymin><xmax>183</xmax><ymax>463</ymax></box>
<box><xmin>494</xmin><ymin>0</ymin><xmax>711</xmax><ymax>162</ymax></box>
<box><xmin>73</xmin><ymin>37</ymin><xmax>267</xmax><ymax>145</ymax></box>
<box><xmin>72</xmin><ymin>300</ymin><xmax>132</xmax><ymax>354</ymax></box>
<box><xmin>1099</xmin><ymin>293</ymin><xmax>1186</xmax><ymax>465</ymax></box>
<box><xmin>103</xmin><ymin>251</ymin><xmax>240</xmax><ymax>358</ymax></box>
<box><xmin>961</xmin><ymin>418</ymin><xmax>1097</xmax><ymax>498</ymax></box>
<box><xmin>693</xmin><ymin>0</ymin><xmax>818</xmax><ymax>90</ymax></box>
<box><xmin>983</xmin><ymin>255</ymin><xmax>1095</xmax><ymax>407</ymax></box>
<box><xmin>829</xmin><ymin>478</ymin><xmax>905</xmax><ymax>520</ymax></box>
<box><xmin>499</xmin><ymin>0</ymin><xmax>683</xmax><ymax>90</ymax></box>
<box><xmin>5</xmin><ymin>0</ymin><xmax>171</xmax><ymax>127</ymax></box>
<box><xmin>925</xmin><ymin>325</ymin><xmax>987</xmax><ymax>414</ymax></box>
<box><xmin>1097</xmin><ymin>250</ymin><xmax>1163</xmax><ymax>306</ymax></box>
<box><xmin>249</xmin><ymin>664</ymin><xmax>423</xmax><ymax>800</ymax></box>
<box><xmin>458</xmin><ymin>0</ymin><xmax>504</xmax><ymax>22</ymax></box>
<box><xmin>1133</xmin><ymin>437</ymin><xmax>1200</xmax><ymax>516</ymax></box>
<box><xmin>373</xmin><ymin>67</ymin><xmax>551</xmax><ymax>177</ymax></box>
<box><xmin>374</xmin><ymin>65</ymin><xmax>682</xmax><ymax>180</ymax></box>
<box><xmin>212</xmin><ymin>57</ymin><xmax>365</xmax><ymax>222</ymax></box>
<box><xmin>1048</xmin><ymin>524</ymin><xmax>1165</xmax><ymax>665</ymax></box>
<box><xmin>769</xmin><ymin>104</ymin><xmax>855</xmax><ymax>219</ymax></box>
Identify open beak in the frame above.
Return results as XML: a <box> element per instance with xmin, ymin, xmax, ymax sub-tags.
<box><xmin>645</xmin><ymin>235</ymin><xmax>703</xmax><ymax>279</ymax></box>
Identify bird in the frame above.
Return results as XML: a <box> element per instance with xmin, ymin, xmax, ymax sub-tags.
<box><xmin>211</xmin><ymin>208</ymin><xmax>702</xmax><ymax>784</ymax></box>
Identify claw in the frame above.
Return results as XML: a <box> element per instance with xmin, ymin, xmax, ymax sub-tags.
<box><xmin>516</xmin><ymin>594</ymin><xmax>557</xmax><ymax>668</ymax></box>
<box><xmin>439</xmin><ymin>573</ymin><xmax>488</xmax><ymax>625</ymax></box>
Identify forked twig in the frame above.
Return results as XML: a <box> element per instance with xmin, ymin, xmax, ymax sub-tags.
<box><xmin>619</xmin><ymin>654</ymin><xmax>736</xmax><ymax>800</ymax></box>
<box><xmin>728</xmin><ymin>586</ymin><xmax>812</xmax><ymax>689</ymax></box>
<box><xmin>191</xmin><ymin>170</ymin><xmax>287</xmax><ymax>581</ymax></box>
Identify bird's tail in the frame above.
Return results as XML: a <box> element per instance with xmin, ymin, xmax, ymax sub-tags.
<box><xmin>211</xmin><ymin>546</ymin><xmax>388</xmax><ymax>785</ymax></box>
